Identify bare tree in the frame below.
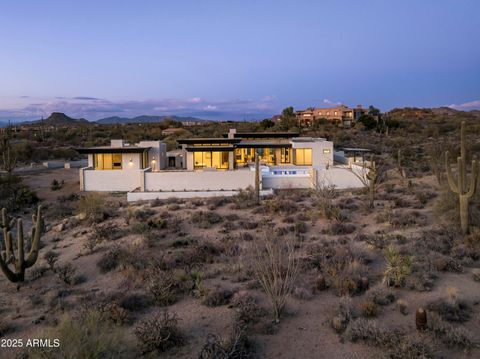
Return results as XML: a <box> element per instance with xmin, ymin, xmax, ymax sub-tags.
<box><xmin>253</xmin><ymin>235</ymin><xmax>299</xmax><ymax>321</ymax></box>
<box><xmin>348</xmin><ymin>156</ymin><xmax>385</xmax><ymax>208</ymax></box>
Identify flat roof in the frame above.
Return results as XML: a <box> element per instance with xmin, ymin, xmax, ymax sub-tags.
<box><xmin>222</xmin><ymin>132</ymin><xmax>300</xmax><ymax>139</ymax></box>
<box><xmin>177</xmin><ymin>138</ymin><xmax>240</xmax><ymax>144</ymax></box>
<box><xmin>76</xmin><ymin>146</ymin><xmax>150</xmax><ymax>154</ymax></box>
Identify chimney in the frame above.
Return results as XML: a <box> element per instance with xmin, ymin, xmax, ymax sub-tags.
<box><xmin>228</xmin><ymin>128</ymin><xmax>237</xmax><ymax>139</ymax></box>
<box><xmin>110</xmin><ymin>139</ymin><xmax>124</xmax><ymax>148</ymax></box>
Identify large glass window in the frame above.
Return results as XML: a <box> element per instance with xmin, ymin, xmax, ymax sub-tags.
<box><xmin>94</xmin><ymin>153</ymin><xmax>122</xmax><ymax>170</ymax></box>
<box><xmin>280</xmin><ymin>148</ymin><xmax>290</xmax><ymax>163</ymax></box>
<box><xmin>294</xmin><ymin>148</ymin><xmax>312</xmax><ymax>166</ymax></box>
<box><xmin>194</xmin><ymin>151</ymin><xmax>229</xmax><ymax>169</ymax></box>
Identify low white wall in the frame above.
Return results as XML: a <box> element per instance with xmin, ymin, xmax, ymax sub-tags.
<box><xmin>317</xmin><ymin>165</ymin><xmax>365</xmax><ymax>189</ymax></box>
<box><xmin>144</xmin><ymin>170</ymin><xmax>255</xmax><ymax>191</ymax></box>
<box><xmin>83</xmin><ymin>169</ymin><xmax>142</xmax><ymax>191</ymax></box>
<box><xmin>127</xmin><ymin>189</ymin><xmax>273</xmax><ymax>202</ymax></box>
<box><xmin>262</xmin><ymin>175</ymin><xmax>313</xmax><ymax>189</ymax></box>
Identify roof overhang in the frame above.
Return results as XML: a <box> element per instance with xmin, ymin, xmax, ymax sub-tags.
<box><xmin>75</xmin><ymin>147</ymin><xmax>150</xmax><ymax>154</ymax></box>
<box><xmin>185</xmin><ymin>146</ymin><xmax>235</xmax><ymax>152</ymax></box>
<box><xmin>222</xmin><ymin>132</ymin><xmax>300</xmax><ymax>139</ymax></box>
<box><xmin>178</xmin><ymin>138</ymin><xmax>240</xmax><ymax>145</ymax></box>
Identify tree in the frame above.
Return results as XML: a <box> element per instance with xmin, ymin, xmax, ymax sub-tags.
<box><xmin>0</xmin><ymin>126</ymin><xmax>17</xmax><ymax>176</ymax></box>
<box><xmin>278</xmin><ymin>107</ymin><xmax>298</xmax><ymax>131</ymax></box>
<box><xmin>357</xmin><ymin>114</ymin><xmax>377</xmax><ymax>130</ymax></box>
<box><xmin>368</xmin><ymin>105</ymin><xmax>381</xmax><ymax>116</ymax></box>
<box><xmin>259</xmin><ymin>118</ymin><xmax>275</xmax><ymax>130</ymax></box>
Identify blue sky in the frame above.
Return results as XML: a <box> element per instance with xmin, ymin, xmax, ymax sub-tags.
<box><xmin>0</xmin><ymin>0</ymin><xmax>479</xmax><ymax>121</ymax></box>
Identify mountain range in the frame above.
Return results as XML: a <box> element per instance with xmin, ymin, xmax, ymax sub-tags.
<box><xmin>0</xmin><ymin>113</ymin><xmax>208</xmax><ymax>127</ymax></box>
<box><xmin>95</xmin><ymin>115</ymin><xmax>207</xmax><ymax>124</ymax></box>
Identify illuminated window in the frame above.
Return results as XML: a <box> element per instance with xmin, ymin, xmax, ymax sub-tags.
<box><xmin>323</xmin><ymin>149</ymin><xmax>331</xmax><ymax>154</ymax></box>
<box><xmin>94</xmin><ymin>153</ymin><xmax>122</xmax><ymax>170</ymax></box>
<box><xmin>294</xmin><ymin>148</ymin><xmax>312</xmax><ymax>166</ymax></box>
<box><xmin>280</xmin><ymin>148</ymin><xmax>290</xmax><ymax>163</ymax></box>
<box><xmin>194</xmin><ymin>151</ymin><xmax>229</xmax><ymax>169</ymax></box>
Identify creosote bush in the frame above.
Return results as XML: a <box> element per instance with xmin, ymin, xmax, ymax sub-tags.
<box><xmin>134</xmin><ymin>311</ymin><xmax>184</xmax><ymax>354</ymax></box>
<box><xmin>29</xmin><ymin>309</ymin><xmax>135</xmax><ymax>358</ymax></box>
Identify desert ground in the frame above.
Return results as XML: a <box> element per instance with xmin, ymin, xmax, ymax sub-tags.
<box><xmin>1</xmin><ymin>164</ymin><xmax>479</xmax><ymax>359</ymax></box>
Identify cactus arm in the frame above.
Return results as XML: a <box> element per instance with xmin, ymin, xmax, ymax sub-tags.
<box><xmin>460</xmin><ymin>121</ymin><xmax>465</xmax><ymax>160</ymax></box>
<box><xmin>17</xmin><ymin>219</ymin><xmax>24</xmax><ymax>269</ymax></box>
<box><xmin>445</xmin><ymin>152</ymin><xmax>459</xmax><ymax>194</ymax></box>
<box><xmin>465</xmin><ymin>160</ymin><xmax>478</xmax><ymax>198</ymax></box>
<box><xmin>25</xmin><ymin>206</ymin><xmax>43</xmax><ymax>268</ymax></box>
<box><xmin>0</xmin><ymin>253</ymin><xmax>19</xmax><ymax>282</ymax></box>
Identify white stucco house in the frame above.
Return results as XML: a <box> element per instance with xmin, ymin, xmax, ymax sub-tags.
<box><xmin>76</xmin><ymin>129</ymin><xmax>365</xmax><ymax>201</ymax></box>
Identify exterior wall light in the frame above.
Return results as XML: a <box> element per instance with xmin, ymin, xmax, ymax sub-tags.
<box><xmin>151</xmin><ymin>156</ymin><xmax>157</xmax><ymax>171</ymax></box>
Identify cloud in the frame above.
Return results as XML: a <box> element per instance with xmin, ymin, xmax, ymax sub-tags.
<box><xmin>322</xmin><ymin>98</ymin><xmax>342</xmax><ymax>106</ymax></box>
<box><xmin>448</xmin><ymin>99</ymin><xmax>480</xmax><ymax>111</ymax></box>
<box><xmin>0</xmin><ymin>95</ymin><xmax>279</xmax><ymax>122</ymax></box>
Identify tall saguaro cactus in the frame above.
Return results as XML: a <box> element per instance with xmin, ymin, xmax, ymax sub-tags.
<box><xmin>366</xmin><ymin>159</ymin><xmax>378</xmax><ymax>208</ymax></box>
<box><xmin>445</xmin><ymin>121</ymin><xmax>478</xmax><ymax>234</ymax></box>
<box><xmin>0</xmin><ymin>206</ymin><xmax>43</xmax><ymax>282</ymax></box>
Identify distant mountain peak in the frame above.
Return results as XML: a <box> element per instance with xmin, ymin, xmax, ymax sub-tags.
<box><xmin>42</xmin><ymin>112</ymin><xmax>89</xmax><ymax>125</ymax></box>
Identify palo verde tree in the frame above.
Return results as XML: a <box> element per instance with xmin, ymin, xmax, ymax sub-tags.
<box><xmin>444</xmin><ymin>121</ymin><xmax>478</xmax><ymax>234</ymax></box>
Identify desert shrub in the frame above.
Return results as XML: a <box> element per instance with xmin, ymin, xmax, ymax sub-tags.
<box><xmin>396</xmin><ymin>299</ymin><xmax>409</xmax><ymax>315</ymax></box>
<box><xmin>327</xmin><ymin>220</ymin><xmax>356</xmax><ymax>235</ymax></box>
<box><xmin>263</xmin><ymin>198</ymin><xmax>298</xmax><ymax>214</ymax></box>
<box><xmin>50</xmin><ymin>178</ymin><xmax>64</xmax><ymax>191</ymax></box>
<box><xmin>225</xmin><ymin>213</ymin><xmax>240</xmax><ymax>221</ymax></box>
<box><xmin>344</xmin><ymin>318</ymin><xmax>403</xmax><ymax>348</ymax></box>
<box><xmin>360</xmin><ymin>300</ymin><xmax>377</xmax><ymax>317</ymax></box>
<box><xmin>253</xmin><ymin>237</ymin><xmax>299</xmax><ymax>320</ymax></box>
<box><xmin>97</xmin><ymin>244</ymin><xmax>128</xmax><ymax>273</ymax></box>
<box><xmin>76</xmin><ymin>193</ymin><xmax>109</xmax><ymax>222</ymax></box>
<box><xmin>367</xmin><ymin>287</ymin><xmax>396</xmax><ymax>306</ymax></box>
<box><xmin>56</xmin><ymin>264</ymin><xmax>76</xmax><ymax>285</ymax></box>
<box><xmin>389</xmin><ymin>210</ymin><xmax>427</xmax><ymax>228</ymax></box>
<box><xmin>330</xmin><ymin>297</ymin><xmax>353</xmax><ymax>334</ymax></box>
<box><xmin>294</xmin><ymin>221</ymin><xmax>308</xmax><ymax>234</ymax></box>
<box><xmin>231</xmin><ymin>293</ymin><xmax>266</xmax><ymax>326</ymax></box>
<box><xmin>427</xmin><ymin>312</ymin><xmax>474</xmax><ymax>349</ymax></box>
<box><xmin>383</xmin><ymin>246</ymin><xmax>414</xmax><ymax>287</ymax></box>
<box><xmin>472</xmin><ymin>268</ymin><xmax>480</xmax><ymax>282</ymax></box>
<box><xmin>292</xmin><ymin>286</ymin><xmax>313</xmax><ymax>300</ymax></box>
<box><xmin>314</xmin><ymin>184</ymin><xmax>339</xmax><ymax>219</ymax></box>
<box><xmin>119</xmin><ymin>293</ymin><xmax>152</xmax><ymax>312</ymax></box>
<box><xmin>414</xmin><ymin>189</ymin><xmax>437</xmax><ymax>205</ymax></box>
<box><xmin>92</xmin><ymin>224</ymin><xmax>125</xmax><ymax>242</ymax></box>
<box><xmin>239</xmin><ymin>232</ymin><xmax>254</xmax><ymax>241</ymax></box>
<box><xmin>206</xmin><ymin>196</ymin><xmax>229</xmax><ymax>209</ymax></box>
<box><xmin>44</xmin><ymin>250</ymin><xmax>59</xmax><ymax>271</ymax></box>
<box><xmin>199</xmin><ymin>327</ymin><xmax>254</xmax><ymax>359</ymax></box>
<box><xmin>147</xmin><ymin>269</ymin><xmax>178</xmax><ymax>306</ymax></box>
<box><xmin>240</xmin><ymin>220</ymin><xmax>258</xmax><ymax>230</ymax></box>
<box><xmin>232</xmin><ymin>187</ymin><xmax>257</xmax><ymax>209</ymax></box>
<box><xmin>306</xmin><ymin>241</ymin><xmax>370</xmax><ymax>296</ymax></box>
<box><xmin>202</xmin><ymin>288</ymin><xmax>234</xmax><ymax>307</ymax></box>
<box><xmin>83</xmin><ymin>235</ymin><xmax>98</xmax><ymax>254</ymax></box>
<box><xmin>191</xmin><ymin>211</ymin><xmax>223</xmax><ymax>228</ymax></box>
<box><xmin>29</xmin><ymin>309</ymin><xmax>135</xmax><ymax>358</ymax></box>
<box><xmin>135</xmin><ymin>311</ymin><xmax>184</xmax><ymax>354</ymax></box>
<box><xmin>177</xmin><ymin>270</ymin><xmax>207</xmax><ymax>298</ymax></box>
<box><xmin>426</xmin><ymin>288</ymin><xmax>472</xmax><ymax>323</ymax></box>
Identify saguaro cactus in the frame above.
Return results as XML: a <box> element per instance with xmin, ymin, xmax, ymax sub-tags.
<box><xmin>254</xmin><ymin>151</ymin><xmax>260</xmax><ymax>205</ymax></box>
<box><xmin>366</xmin><ymin>159</ymin><xmax>377</xmax><ymax>208</ymax></box>
<box><xmin>445</xmin><ymin>121</ymin><xmax>478</xmax><ymax>234</ymax></box>
<box><xmin>0</xmin><ymin>206</ymin><xmax>43</xmax><ymax>282</ymax></box>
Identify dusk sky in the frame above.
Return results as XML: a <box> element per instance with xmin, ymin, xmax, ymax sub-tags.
<box><xmin>0</xmin><ymin>0</ymin><xmax>479</xmax><ymax>122</ymax></box>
